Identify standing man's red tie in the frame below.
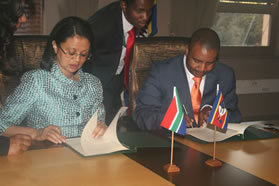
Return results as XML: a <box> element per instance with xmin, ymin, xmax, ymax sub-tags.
<box><xmin>124</xmin><ymin>28</ymin><xmax>135</xmax><ymax>91</ymax></box>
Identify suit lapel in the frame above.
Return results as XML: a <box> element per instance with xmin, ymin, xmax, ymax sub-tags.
<box><xmin>201</xmin><ymin>68</ymin><xmax>218</xmax><ymax>107</ymax></box>
<box><xmin>109</xmin><ymin>5</ymin><xmax>125</xmax><ymax>76</ymax></box>
<box><xmin>174</xmin><ymin>57</ymin><xmax>194</xmax><ymax>118</ymax></box>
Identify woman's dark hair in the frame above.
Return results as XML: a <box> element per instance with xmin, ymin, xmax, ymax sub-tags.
<box><xmin>0</xmin><ymin>0</ymin><xmax>34</xmax><ymax>60</ymax></box>
<box><xmin>41</xmin><ymin>16</ymin><xmax>94</xmax><ymax>71</ymax></box>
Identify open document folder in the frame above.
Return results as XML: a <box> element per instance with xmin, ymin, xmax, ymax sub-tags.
<box><xmin>66</xmin><ymin>107</ymin><xmax>132</xmax><ymax>157</ymax></box>
<box><xmin>186</xmin><ymin>122</ymin><xmax>257</xmax><ymax>142</ymax></box>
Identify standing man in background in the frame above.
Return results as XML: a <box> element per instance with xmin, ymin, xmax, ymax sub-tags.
<box><xmin>83</xmin><ymin>0</ymin><xmax>154</xmax><ymax>124</ymax></box>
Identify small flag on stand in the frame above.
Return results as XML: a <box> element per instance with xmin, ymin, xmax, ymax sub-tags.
<box><xmin>205</xmin><ymin>87</ymin><xmax>228</xmax><ymax>168</ymax></box>
<box><xmin>160</xmin><ymin>87</ymin><xmax>186</xmax><ymax>173</ymax></box>
<box><xmin>207</xmin><ymin>89</ymin><xmax>229</xmax><ymax>130</ymax></box>
<box><xmin>136</xmin><ymin>0</ymin><xmax>157</xmax><ymax>38</ymax></box>
<box><xmin>147</xmin><ymin>0</ymin><xmax>158</xmax><ymax>37</ymax></box>
<box><xmin>160</xmin><ymin>87</ymin><xmax>186</xmax><ymax>135</ymax></box>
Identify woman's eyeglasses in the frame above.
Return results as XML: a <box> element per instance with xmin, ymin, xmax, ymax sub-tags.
<box><xmin>58</xmin><ymin>46</ymin><xmax>91</xmax><ymax>60</ymax></box>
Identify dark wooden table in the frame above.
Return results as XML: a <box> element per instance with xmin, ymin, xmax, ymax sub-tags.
<box><xmin>126</xmin><ymin>145</ymin><xmax>275</xmax><ymax>186</ymax></box>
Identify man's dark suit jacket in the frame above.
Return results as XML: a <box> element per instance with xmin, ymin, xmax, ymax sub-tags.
<box><xmin>135</xmin><ymin>55</ymin><xmax>242</xmax><ymax>130</ymax></box>
<box><xmin>0</xmin><ymin>136</ymin><xmax>9</xmax><ymax>155</ymax></box>
<box><xmin>83</xmin><ymin>2</ymin><xmax>125</xmax><ymax>124</ymax></box>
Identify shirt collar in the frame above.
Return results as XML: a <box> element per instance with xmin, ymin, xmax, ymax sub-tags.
<box><xmin>122</xmin><ymin>11</ymin><xmax>133</xmax><ymax>33</ymax></box>
<box><xmin>51</xmin><ymin>63</ymin><xmax>84</xmax><ymax>86</ymax></box>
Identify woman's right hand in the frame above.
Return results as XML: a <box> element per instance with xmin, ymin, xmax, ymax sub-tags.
<box><xmin>34</xmin><ymin>125</ymin><xmax>66</xmax><ymax>144</ymax></box>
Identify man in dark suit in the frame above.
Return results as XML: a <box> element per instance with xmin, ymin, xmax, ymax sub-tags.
<box><xmin>134</xmin><ymin>28</ymin><xmax>241</xmax><ymax>130</ymax></box>
<box><xmin>83</xmin><ymin>0</ymin><xmax>154</xmax><ymax>124</ymax></box>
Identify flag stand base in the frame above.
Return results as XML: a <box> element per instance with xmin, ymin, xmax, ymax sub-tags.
<box><xmin>205</xmin><ymin>159</ymin><xmax>222</xmax><ymax>167</ymax></box>
<box><xmin>163</xmin><ymin>163</ymin><xmax>180</xmax><ymax>173</ymax></box>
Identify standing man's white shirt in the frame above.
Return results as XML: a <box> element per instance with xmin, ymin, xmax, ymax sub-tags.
<box><xmin>115</xmin><ymin>12</ymin><xmax>134</xmax><ymax>75</ymax></box>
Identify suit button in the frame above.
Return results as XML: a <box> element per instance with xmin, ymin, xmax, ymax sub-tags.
<box><xmin>73</xmin><ymin>95</ymin><xmax>77</xmax><ymax>100</ymax></box>
<box><xmin>76</xmin><ymin>112</ymin><xmax>80</xmax><ymax>117</ymax></box>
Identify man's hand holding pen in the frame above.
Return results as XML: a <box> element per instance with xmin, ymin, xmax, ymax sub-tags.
<box><xmin>184</xmin><ymin>114</ymin><xmax>194</xmax><ymax>128</ymax></box>
<box><xmin>183</xmin><ymin>104</ymin><xmax>212</xmax><ymax>128</ymax></box>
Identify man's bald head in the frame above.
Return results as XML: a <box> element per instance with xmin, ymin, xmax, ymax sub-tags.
<box><xmin>188</xmin><ymin>28</ymin><xmax>220</xmax><ymax>56</ymax></box>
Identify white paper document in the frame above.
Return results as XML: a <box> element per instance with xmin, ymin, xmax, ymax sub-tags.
<box><xmin>186</xmin><ymin>122</ymin><xmax>257</xmax><ymax>142</ymax></box>
<box><xmin>66</xmin><ymin>107</ymin><xmax>129</xmax><ymax>156</ymax></box>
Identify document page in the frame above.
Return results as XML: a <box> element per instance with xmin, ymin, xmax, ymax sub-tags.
<box><xmin>66</xmin><ymin>107</ymin><xmax>129</xmax><ymax>156</ymax></box>
<box><xmin>186</xmin><ymin>122</ymin><xmax>256</xmax><ymax>142</ymax></box>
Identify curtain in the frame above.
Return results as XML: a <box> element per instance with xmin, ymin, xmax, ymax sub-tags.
<box><xmin>170</xmin><ymin>0</ymin><xmax>219</xmax><ymax>37</ymax></box>
<box><xmin>56</xmin><ymin>0</ymin><xmax>99</xmax><ymax>20</ymax></box>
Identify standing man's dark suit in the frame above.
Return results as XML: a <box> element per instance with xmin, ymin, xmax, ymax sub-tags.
<box><xmin>83</xmin><ymin>2</ymin><xmax>125</xmax><ymax>124</ymax></box>
<box><xmin>135</xmin><ymin>55</ymin><xmax>241</xmax><ymax>130</ymax></box>
<box><xmin>84</xmin><ymin>0</ymin><xmax>154</xmax><ymax>124</ymax></box>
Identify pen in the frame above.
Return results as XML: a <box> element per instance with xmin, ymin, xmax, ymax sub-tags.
<box><xmin>183</xmin><ymin>104</ymin><xmax>193</xmax><ymax>128</ymax></box>
<box><xmin>182</xmin><ymin>104</ymin><xmax>188</xmax><ymax>115</ymax></box>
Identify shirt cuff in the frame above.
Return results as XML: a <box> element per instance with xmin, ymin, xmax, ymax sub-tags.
<box><xmin>0</xmin><ymin>136</ymin><xmax>10</xmax><ymax>156</ymax></box>
<box><xmin>200</xmin><ymin>104</ymin><xmax>212</xmax><ymax>111</ymax></box>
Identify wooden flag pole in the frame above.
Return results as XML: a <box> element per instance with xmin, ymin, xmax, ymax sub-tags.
<box><xmin>163</xmin><ymin>131</ymin><xmax>180</xmax><ymax>173</ymax></box>
<box><xmin>205</xmin><ymin>126</ymin><xmax>222</xmax><ymax>167</ymax></box>
<box><xmin>213</xmin><ymin>126</ymin><xmax>216</xmax><ymax>160</ymax></box>
<box><xmin>170</xmin><ymin>131</ymin><xmax>174</xmax><ymax>165</ymax></box>
<box><xmin>205</xmin><ymin>84</ymin><xmax>222</xmax><ymax>167</ymax></box>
